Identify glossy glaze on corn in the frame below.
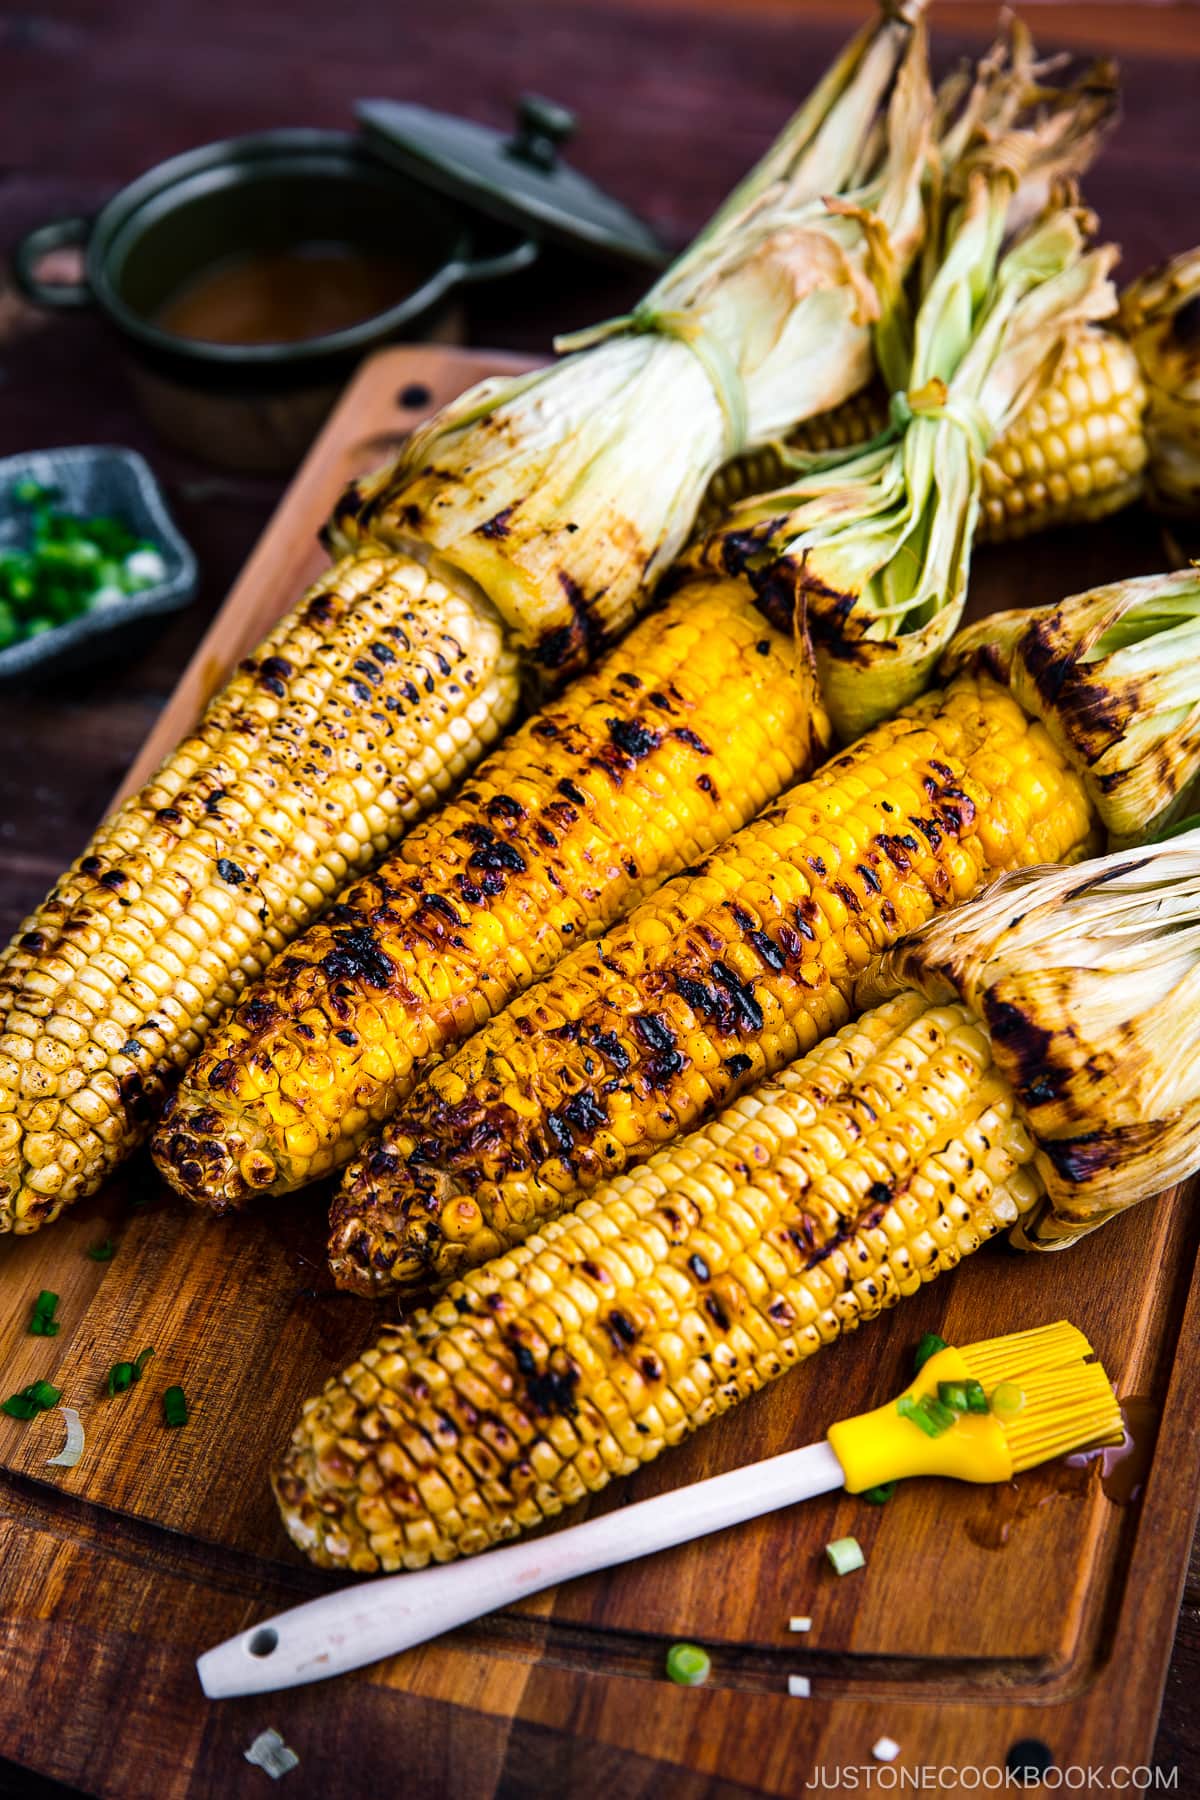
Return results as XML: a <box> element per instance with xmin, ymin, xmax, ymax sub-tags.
<box><xmin>329</xmin><ymin>671</ymin><xmax>1095</xmax><ymax>1294</ymax></box>
<box><xmin>152</xmin><ymin>579</ymin><xmax>826</xmax><ymax>1209</ymax></box>
<box><xmin>278</xmin><ymin>990</ymin><xmax>1041</xmax><ymax>1571</ymax></box>
<box><xmin>0</xmin><ymin>553</ymin><xmax>518</xmax><ymax>1233</ymax></box>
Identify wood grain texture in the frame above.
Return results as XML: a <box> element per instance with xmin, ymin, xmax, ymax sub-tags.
<box><xmin>2</xmin><ymin>0</ymin><xmax>1199</xmax><ymax>1792</ymax></box>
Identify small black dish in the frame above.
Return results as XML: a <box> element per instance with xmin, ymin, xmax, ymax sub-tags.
<box><xmin>0</xmin><ymin>446</ymin><xmax>198</xmax><ymax>683</ymax></box>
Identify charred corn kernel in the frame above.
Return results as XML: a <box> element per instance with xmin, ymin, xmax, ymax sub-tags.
<box><xmin>702</xmin><ymin>330</ymin><xmax>1146</xmax><ymax>543</ymax></box>
<box><xmin>277</xmin><ymin>991</ymin><xmax>1044</xmax><ymax>1571</ymax></box>
<box><xmin>329</xmin><ymin>671</ymin><xmax>1096</xmax><ymax>1295</ymax></box>
<box><xmin>0</xmin><ymin>553</ymin><xmax>520</xmax><ymax>1235</ymax></box>
<box><xmin>151</xmin><ymin>577</ymin><xmax>828</xmax><ymax>1209</ymax></box>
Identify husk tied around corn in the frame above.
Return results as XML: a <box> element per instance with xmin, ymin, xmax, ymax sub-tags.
<box><xmin>702</xmin><ymin>323</ymin><xmax>1149</xmax><ymax>545</ymax></box>
<box><xmin>326</xmin><ymin>1</ymin><xmax>941</xmax><ymax>685</ymax></box>
<box><xmin>277</xmin><ymin>822</ymin><xmax>1186</xmax><ymax>1572</ymax></box>
<box><xmin>690</xmin><ymin>65</ymin><xmax>1119</xmax><ymax>743</ymax></box>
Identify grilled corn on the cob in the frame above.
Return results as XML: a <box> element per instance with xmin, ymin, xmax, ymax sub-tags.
<box><xmin>276</xmin><ymin>992</ymin><xmax>1046</xmax><ymax>1570</ymax></box>
<box><xmin>0</xmin><ymin>553</ymin><xmax>519</xmax><ymax>1234</ymax></box>
<box><xmin>704</xmin><ymin>328</ymin><xmax>1148</xmax><ymax>543</ymax></box>
<box><xmin>152</xmin><ymin>579</ymin><xmax>829</xmax><ymax>1208</ymax></box>
<box><xmin>278</xmin><ymin>829</ymin><xmax>1200</xmax><ymax>1571</ymax></box>
<box><xmin>329</xmin><ymin>570</ymin><xmax>1200</xmax><ymax>1297</ymax></box>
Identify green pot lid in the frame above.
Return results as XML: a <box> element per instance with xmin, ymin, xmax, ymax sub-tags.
<box><xmin>355</xmin><ymin>94</ymin><xmax>665</xmax><ymax>270</ymax></box>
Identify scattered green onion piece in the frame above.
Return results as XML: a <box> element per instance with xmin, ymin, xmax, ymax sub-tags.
<box><xmin>163</xmin><ymin>1386</ymin><xmax>188</xmax><ymax>1428</ymax></box>
<box><xmin>937</xmin><ymin>1381</ymin><xmax>970</xmax><ymax>1414</ymax></box>
<box><xmin>1</xmin><ymin>1395</ymin><xmax>40</xmax><ymax>1421</ymax></box>
<box><xmin>913</xmin><ymin>1333</ymin><xmax>947</xmax><ymax>1373</ymax></box>
<box><xmin>990</xmin><ymin>1381</ymin><xmax>1026</xmax><ymax>1418</ymax></box>
<box><xmin>105</xmin><ymin>1347</ymin><xmax>155</xmax><ymax>1397</ymax></box>
<box><xmin>962</xmin><ymin>1379</ymin><xmax>989</xmax><ymax>1415</ymax></box>
<box><xmin>665</xmin><ymin>1642</ymin><xmax>711</xmax><ymax>1687</ymax></box>
<box><xmin>897</xmin><ymin>1393</ymin><xmax>956</xmax><ymax>1438</ymax></box>
<box><xmin>2</xmin><ymin>1379</ymin><xmax>62</xmax><ymax>1419</ymax></box>
<box><xmin>29</xmin><ymin>1290</ymin><xmax>60</xmax><ymax>1336</ymax></box>
<box><xmin>88</xmin><ymin>1238</ymin><xmax>116</xmax><ymax>1262</ymax></box>
<box><xmin>826</xmin><ymin>1537</ymin><xmax>866</xmax><ymax>1577</ymax></box>
<box><xmin>861</xmin><ymin>1481</ymin><xmax>897</xmax><ymax>1505</ymax></box>
<box><xmin>921</xmin><ymin>1394</ymin><xmax>958</xmax><ymax>1434</ymax></box>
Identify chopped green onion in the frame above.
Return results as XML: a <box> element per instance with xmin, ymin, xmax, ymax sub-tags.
<box><xmin>825</xmin><ymin>1537</ymin><xmax>866</xmax><ymax>1576</ymax></box>
<box><xmin>87</xmin><ymin>1238</ymin><xmax>116</xmax><ymax>1262</ymax></box>
<box><xmin>163</xmin><ymin>1385</ymin><xmax>188</xmax><ymax>1428</ymax></box>
<box><xmin>922</xmin><ymin>1395</ymin><xmax>958</xmax><ymax>1433</ymax></box>
<box><xmin>29</xmin><ymin>1290</ymin><xmax>60</xmax><ymax>1336</ymax></box>
<box><xmin>861</xmin><ymin>1481</ymin><xmax>898</xmax><ymax>1505</ymax></box>
<box><xmin>990</xmin><ymin>1381</ymin><xmax>1026</xmax><ymax>1418</ymax></box>
<box><xmin>665</xmin><ymin>1642</ymin><xmax>711</xmax><ymax>1686</ymax></box>
<box><xmin>1</xmin><ymin>1394</ymin><xmax>40</xmax><ymax>1421</ymax></box>
<box><xmin>937</xmin><ymin>1381</ymin><xmax>970</xmax><ymax>1414</ymax></box>
<box><xmin>1</xmin><ymin>484</ymin><xmax>164</xmax><ymax>649</ymax></box>
<box><xmin>105</xmin><ymin>1347</ymin><xmax>154</xmax><ymax>1397</ymax></box>
<box><xmin>897</xmin><ymin>1393</ymin><xmax>956</xmax><ymax>1438</ymax></box>
<box><xmin>2</xmin><ymin>1379</ymin><xmax>62</xmax><ymax>1419</ymax></box>
<box><xmin>962</xmin><ymin>1379</ymin><xmax>989</xmax><ymax>1415</ymax></box>
<box><xmin>913</xmin><ymin>1333</ymin><xmax>947</xmax><ymax>1373</ymax></box>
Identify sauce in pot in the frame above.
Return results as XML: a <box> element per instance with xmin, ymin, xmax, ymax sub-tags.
<box><xmin>154</xmin><ymin>244</ymin><xmax>421</xmax><ymax>346</ymax></box>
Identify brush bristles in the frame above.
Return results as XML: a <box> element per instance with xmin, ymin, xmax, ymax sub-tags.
<box><xmin>997</xmin><ymin>1364</ymin><xmax>1125</xmax><ymax>1472</ymax></box>
<box><xmin>959</xmin><ymin>1319</ymin><xmax>1093</xmax><ymax>1384</ymax></box>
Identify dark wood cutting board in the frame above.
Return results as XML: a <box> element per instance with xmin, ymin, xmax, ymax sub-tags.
<box><xmin>0</xmin><ymin>347</ymin><xmax>1196</xmax><ymax>1800</ymax></box>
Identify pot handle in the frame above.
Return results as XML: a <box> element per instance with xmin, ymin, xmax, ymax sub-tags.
<box><xmin>12</xmin><ymin>216</ymin><xmax>93</xmax><ymax>309</ymax></box>
<box><xmin>454</xmin><ymin>236</ymin><xmax>540</xmax><ymax>287</ymax></box>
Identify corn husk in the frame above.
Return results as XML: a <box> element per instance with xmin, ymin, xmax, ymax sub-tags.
<box><xmin>691</xmin><ymin>90</ymin><xmax>1119</xmax><ymax>744</ymax></box>
<box><xmin>858</xmin><ymin>828</ymin><xmax>1200</xmax><ymax>1249</ymax></box>
<box><xmin>944</xmin><ymin>569</ymin><xmax>1200</xmax><ymax>846</ymax></box>
<box><xmin>326</xmin><ymin>3</ymin><xmax>940</xmax><ymax>682</ymax></box>
<box><xmin>1120</xmin><ymin>247</ymin><xmax>1200</xmax><ymax>514</ymax></box>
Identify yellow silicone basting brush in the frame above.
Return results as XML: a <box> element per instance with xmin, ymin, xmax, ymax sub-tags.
<box><xmin>198</xmin><ymin>1319</ymin><xmax>1122</xmax><ymax>1697</ymax></box>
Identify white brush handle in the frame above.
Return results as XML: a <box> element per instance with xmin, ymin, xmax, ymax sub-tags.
<box><xmin>197</xmin><ymin>1438</ymin><xmax>845</xmax><ymax>1697</ymax></box>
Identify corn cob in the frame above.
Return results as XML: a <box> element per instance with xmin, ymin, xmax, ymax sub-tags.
<box><xmin>0</xmin><ymin>553</ymin><xmax>519</xmax><ymax>1234</ymax></box>
<box><xmin>329</xmin><ymin>570</ymin><xmax>1200</xmax><ymax>1298</ymax></box>
<box><xmin>703</xmin><ymin>328</ymin><xmax>1147</xmax><ymax>543</ymax></box>
<box><xmin>1119</xmin><ymin>247</ymin><xmax>1200</xmax><ymax>515</ymax></box>
<box><xmin>151</xmin><ymin>579</ymin><xmax>829</xmax><ymax>1209</ymax></box>
<box><xmin>278</xmin><ymin>827</ymin><xmax>1197</xmax><ymax>1572</ymax></box>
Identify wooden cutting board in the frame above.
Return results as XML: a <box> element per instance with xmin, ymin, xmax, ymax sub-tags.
<box><xmin>1</xmin><ymin>346</ymin><xmax>1197</xmax><ymax>1800</ymax></box>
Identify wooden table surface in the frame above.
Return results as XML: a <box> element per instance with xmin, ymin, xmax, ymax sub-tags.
<box><xmin>1</xmin><ymin>1</ymin><xmax>1198</xmax><ymax>1793</ymax></box>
